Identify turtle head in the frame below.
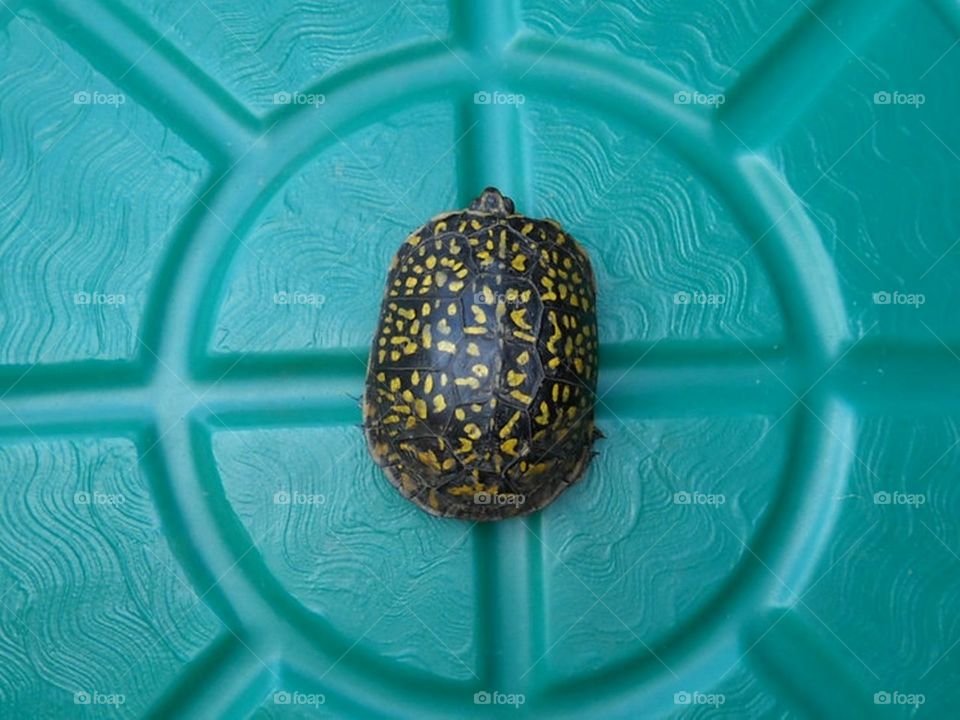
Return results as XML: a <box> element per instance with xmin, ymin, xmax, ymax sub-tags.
<box><xmin>469</xmin><ymin>187</ymin><xmax>515</xmax><ymax>216</ymax></box>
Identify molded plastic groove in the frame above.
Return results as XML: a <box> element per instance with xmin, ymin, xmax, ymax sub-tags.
<box><xmin>143</xmin><ymin>634</ymin><xmax>266</xmax><ymax>720</ymax></box>
<box><xmin>146</xmin><ymin>412</ymin><xmax>481</xmax><ymax>717</ymax></box>
<box><xmin>747</xmin><ymin>609</ymin><xmax>876</xmax><ymax>719</ymax></box>
<box><xmin>473</xmin><ymin>522</ymin><xmax>538</xmax><ymax>687</ymax></box>
<box><xmin>7</xmin><ymin>343</ymin><xmax>950</xmax><ymax>439</ymax></box>
<box><xmin>508</xmin><ymin>35</ymin><xmax>716</xmax><ymax>141</ymax></box>
<box><xmin>833</xmin><ymin>342</ymin><xmax>960</xmax><ymax>411</ymax></box>
<box><xmin>197</xmin><ymin>349</ymin><xmax>366</xmax><ymax>382</ymax></box>
<box><xmin>536</xmin><ymin>403</ymin><xmax>854</xmax><ymax>713</ymax></box>
<box><xmin>173</xmin><ymin>48</ymin><xmax>472</xmax><ymax>379</ymax></box>
<box><xmin>929</xmin><ymin>0</ymin><xmax>960</xmax><ymax>34</ymax></box>
<box><xmin>455</xmin><ymin>96</ymin><xmax>532</xmax><ymax>210</ymax></box>
<box><xmin>599</xmin><ymin>360</ymin><xmax>799</xmax><ymax>419</ymax></box>
<box><xmin>36</xmin><ymin>0</ymin><xmax>259</xmax><ymax>164</ymax></box>
<box><xmin>507</xmin><ymin>41</ymin><xmax>849</xmax><ymax>369</ymax></box>
<box><xmin>452</xmin><ymin>0</ymin><xmax>520</xmax><ymax>56</ymax></box>
<box><xmin>453</xmin><ymin>0</ymin><xmax>539</xmax><ymax>687</ymax></box>
<box><xmin>735</xmin><ymin>400</ymin><xmax>856</xmax><ymax>604</ymax></box>
<box><xmin>453</xmin><ymin>0</ymin><xmax>528</xmax><ymax>209</ymax></box>
<box><xmin>0</xmin><ymin>386</ymin><xmax>150</xmax><ymax>436</ymax></box>
<box><xmin>0</xmin><ymin>358</ymin><xmax>146</xmax><ymax>395</ymax></box>
<box><xmin>0</xmin><ymin>0</ymin><xmax>25</xmax><ymax>27</ymax></box>
<box><xmin>2</xmin><ymin>0</ymin><xmax>958</xmax><ymax>716</ymax></box>
<box><xmin>735</xmin><ymin>155</ymin><xmax>849</xmax><ymax>363</ymax></box>
<box><xmin>718</xmin><ymin>0</ymin><xmax>907</xmax><ymax>149</ymax></box>
<box><xmin>141</xmin><ymin>417</ymin><xmax>268</xmax><ymax>632</ymax></box>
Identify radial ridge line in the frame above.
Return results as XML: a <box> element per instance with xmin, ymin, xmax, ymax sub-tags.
<box><xmin>36</xmin><ymin>0</ymin><xmax>259</xmax><ymax>163</ymax></box>
<box><xmin>456</xmin><ymin>94</ymin><xmax>532</xmax><ymax>210</ymax></box>
<box><xmin>145</xmin><ymin>634</ymin><xmax>269</xmax><ymax>720</ymax></box>
<box><xmin>718</xmin><ymin>0</ymin><xmax>906</xmax><ymax>148</ymax></box>
<box><xmin>454</xmin><ymin>48</ymin><xmax>538</xmax><ymax>690</ymax></box>
<box><xmin>452</xmin><ymin>0</ymin><xmax>521</xmax><ymax>55</ymax></box>
<box><xmin>928</xmin><ymin>0</ymin><xmax>960</xmax><ymax>35</ymax></box>
<box><xmin>474</xmin><ymin>521</ymin><xmax>537</xmax><ymax>689</ymax></box>
<box><xmin>0</xmin><ymin>385</ymin><xmax>151</xmax><ymax>435</ymax></box>
<box><xmin>3</xmin><ymin>340</ymin><xmax>951</xmax><ymax>436</ymax></box>
<box><xmin>158</xmin><ymin>47</ymin><xmax>470</xmax><ymax>376</ymax></box>
<box><xmin>746</xmin><ymin>608</ymin><xmax>877</xmax><ymax>718</ymax></box>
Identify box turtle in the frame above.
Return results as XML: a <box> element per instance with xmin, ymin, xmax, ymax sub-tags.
<box><xmin>363</xmin><ymin>188</ymin><xmax>600</xmax><ymax>520</ymax></box>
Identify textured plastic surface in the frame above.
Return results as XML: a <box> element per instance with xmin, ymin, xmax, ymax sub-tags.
<box><xmin>1</xmin><ymin>0</ymin><xmax>958</xmax><ymax>718</ymax></box>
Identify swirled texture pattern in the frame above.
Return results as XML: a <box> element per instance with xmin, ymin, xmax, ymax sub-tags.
<box><xmin>215</xmin><ymin>426</ymin><xmax>479</xmax><ymax>681</ymax></box>
<box><xmin>539</xmin><ymin>415</ymin><xmax>788</xmax><ymax>678</ymax></box>
<box><xmin>784</xmin><ymin>415</ymin><xmax>960</xmax><ymax>702</ymax></box>
<box><xmin>1</xmin><ymin>0</ymin><xmax>959</xmax><ymax>716</ymax></box>
<box><xmin>116</xmin><ymin>0</ymin><xmax>450</xmax><ymax>114</ymax></box>
<box><xmin>0</xmin><ymin>18</ymin><xmax>206</xmax><ymax>365</ymax></box>
<box><xmin>768</xmin><ymin>1</ymin><xmax>960</xmax><ymax>343</ymax></box>
<box><xmin>213</xmin><ymin>103</ymin><xmax>458</xmax><ymax>354</ymax></box>
<box><xmin>520</xmin><ymin>0</ymin><xmax>806</xmax><ymax>95</ymax></box>
<box><xmin>0</xmin><ymin>437</ymin><xmax>219</xmax><ymax>715</ymax></box>
<box><xmin>525</xmin><ymin>101</ymin><xmax>784</xmax><ymax>344</ymax></box>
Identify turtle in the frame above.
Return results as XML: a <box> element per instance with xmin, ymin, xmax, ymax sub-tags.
<box><xmin>363</xmin><ymin>187</ymin><xmax>600</xmax><ymax>520</ymax></box>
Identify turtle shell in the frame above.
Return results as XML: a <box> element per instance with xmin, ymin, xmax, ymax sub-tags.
<box><xmin>363</xmin><ymin>188</ymin><xmax>599</xmax><ymax>520</ymax></box>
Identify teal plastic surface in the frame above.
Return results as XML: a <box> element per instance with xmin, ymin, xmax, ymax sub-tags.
<box><xmin>1</xmin><ymin>0</ymin><xmax>959</xmax><ymax>717</ymax></box>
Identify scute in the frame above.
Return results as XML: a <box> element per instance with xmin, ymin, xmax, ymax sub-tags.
<box><xmin>363</xmin><ymin>188</ymin><xmax>599</xmax><ymax>520</ymax></box>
